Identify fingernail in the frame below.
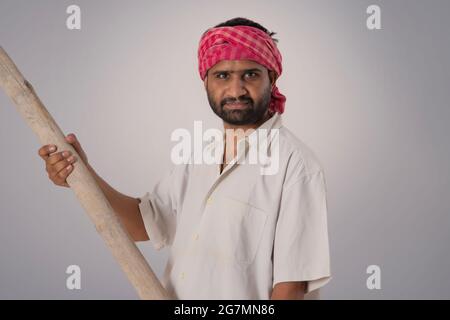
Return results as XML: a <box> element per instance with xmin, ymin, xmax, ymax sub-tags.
<box><xmin>49</xmin><ymin>146</ymin><xmax>56</xmax><ymax>152</ymax></box>
<box><xmin>63</xmin><ymin>151</ymin><xmax>70</xmax><ymax>157</ymax></box>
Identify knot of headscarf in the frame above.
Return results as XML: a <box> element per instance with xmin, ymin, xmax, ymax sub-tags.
<box><xmin>198</xmin><ymin>25</ymin><xmax>286</xmax><ymax>114</ymax></box>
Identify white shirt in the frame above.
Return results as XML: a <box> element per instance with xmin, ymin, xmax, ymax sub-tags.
<box><xmin>138</xmin><ymin>113</ymin><xmax>331</xmax><ymax>299</ymax></box>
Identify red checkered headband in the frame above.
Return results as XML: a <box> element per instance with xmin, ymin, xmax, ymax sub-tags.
<box><xmin>198</xmin><ymin>25</ymin><xmax>286</xmax><ymax>114</ymax></box>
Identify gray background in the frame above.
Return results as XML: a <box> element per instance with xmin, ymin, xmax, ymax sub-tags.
<box><xmin>1</xmin><ymin>0</ymin><xmax>449</xmax><ymax>299</ymax></box>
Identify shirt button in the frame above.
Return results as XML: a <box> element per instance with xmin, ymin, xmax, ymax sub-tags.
<box><xmin>193</xmin><ymin>233</ymin><xmax>199</xmax><ymax>240</ymax></box>
<box><xmin>206</xmin><ymin>197</ymin><xmax>213</xmax><ymax>204</ymax></box>
<box><xmin>180</xmin><ymin>272</ymin><xmax>185</xmax><ymax>280</ymax></box>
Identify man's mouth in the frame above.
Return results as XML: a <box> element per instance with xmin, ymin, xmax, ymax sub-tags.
<box><xmin>224</xmin><ymin>102</ymin><xmax>250</xmax><ymax>110</ymax></box>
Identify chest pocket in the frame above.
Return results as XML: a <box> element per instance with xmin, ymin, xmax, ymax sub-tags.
<box><xmin>206</xmin><ymin>195</ymin><xmax>268</xmax><ymax>266</ymax></box>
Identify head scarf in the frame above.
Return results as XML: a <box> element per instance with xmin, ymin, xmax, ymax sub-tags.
<box><xmin>198</xmin><ymin>25</ymin><xmax>286</xmax><ymax>114</ymax></box>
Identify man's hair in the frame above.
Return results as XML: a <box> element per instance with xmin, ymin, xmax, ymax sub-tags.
<box><xmin>204</xmin><ymin>17</ymin><xmax>279</xmax><ymax>43</ymax></box>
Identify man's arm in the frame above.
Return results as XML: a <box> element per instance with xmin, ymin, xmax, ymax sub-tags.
<box><xmin>87</xmin><ymin>164</ymin><xmax>149</xmax><ymax>242</ymax></box>
<box><xmin>270</xmin><ymin>281</ymin><xmax>306</xmax><ymax>300</ymax></box>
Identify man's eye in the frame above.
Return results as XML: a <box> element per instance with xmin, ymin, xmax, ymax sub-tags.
<box><xmin>216</xmin><ymin>73</ymin><xmax>228</xmax><ymax>79</ymax></box>
<box><xmin>245</xmin><ymin>72</ymin><xmax>258</xmax><ymax>78</ymax></box>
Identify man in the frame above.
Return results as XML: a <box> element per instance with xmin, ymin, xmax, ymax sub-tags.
<box><xmin>39</xmin><ymin>17</ymin><xmax>331</xmax><ymax>299</ymax></box>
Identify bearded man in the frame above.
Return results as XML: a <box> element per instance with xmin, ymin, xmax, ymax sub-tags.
<box><xmin>39</xmin><ymin>17</ymin><xmax>331</xmax><ymax>300</ymax></box>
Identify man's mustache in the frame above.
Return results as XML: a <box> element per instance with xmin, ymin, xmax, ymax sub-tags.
<box><xmin>221</xmin><ymin>97</ymin><xmax>253</xmax><ymax>107</ymax></box>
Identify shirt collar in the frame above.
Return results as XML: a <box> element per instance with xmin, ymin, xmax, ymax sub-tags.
<box><xmin>205</xmin><ymin>112</ymin><xmax>282</xmax><ymax>168</ymax></box>
<box><xmin>248</xmin><ymin>112</ymin><xmax>282</xmax><ymax>146</ymax></box>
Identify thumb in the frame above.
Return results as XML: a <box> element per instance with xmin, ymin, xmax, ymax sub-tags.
<box><xmin>65</xmin><ymin>133</ymin><xmax>88</xmax><ymax>162</ymax></box>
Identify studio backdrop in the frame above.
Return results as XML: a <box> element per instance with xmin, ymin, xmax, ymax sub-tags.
<box><xmin>1</xmin><ymin>0</ymin><xmax>449</xmax><ymax>299</ymax></box>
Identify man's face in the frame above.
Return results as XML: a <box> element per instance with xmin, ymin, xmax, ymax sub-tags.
<box><xmin>204</xmin><ymin>60</ymin><xmax>275</xmax><ymax>126</ymax></box>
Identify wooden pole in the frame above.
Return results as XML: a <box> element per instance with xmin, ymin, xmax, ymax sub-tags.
<box><xmin>0</xmin><ymin>46</ymin><xmax>169</xmax><ymax>300</ymax></box>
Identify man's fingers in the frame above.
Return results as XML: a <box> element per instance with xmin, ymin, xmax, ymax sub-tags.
<box><xmin>47</xmin><ymin>155</ymin><xmax>77</xmax><ymax>175</ymax></box>
<box><xmin>39</xmin><ymin>138</ymin><xmax>77</xmax><ymax>188</ymax></box>
<box><xmin>38</xmin><ymin>133</ymin><xmax>77</xmax><ymax>160</ymax></box>
<box><xmin>47</xmin><ymin>151</ymin><xmax>71</xmax><ymax>166</ymax></box>
<box><xmin>38</xmin><ymin>144</ymin><xmax>56</xmax><ymax>160</ymax></box>
<box><xmin>49</xmin><ymin>163</ymin><xmax>74</xmax><ymax>185</ymax></box>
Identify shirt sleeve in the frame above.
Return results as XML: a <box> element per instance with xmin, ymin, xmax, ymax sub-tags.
<box><xmin>273</xmin><ymin>170</ymin><xmax>332</xmax><ymax>294</ymax></box>
<box><xmin>137</xmin><ymin>164</ymin><xmax>188</xmax><ymax>250</ymax></box>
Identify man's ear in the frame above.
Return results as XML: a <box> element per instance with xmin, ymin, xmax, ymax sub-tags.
<box><xmin>204</xmin><ymin>75</ymin><xmax>208</xmax><ymax>90</ymax></box>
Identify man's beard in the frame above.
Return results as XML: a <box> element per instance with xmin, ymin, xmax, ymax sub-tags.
<box><xmin>207</xmin><ymin>85</ymin><xmax>272</xmax><ymax>126</ymax></box>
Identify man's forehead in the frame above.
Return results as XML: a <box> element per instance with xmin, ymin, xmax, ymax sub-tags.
<box><xmin>209</xmin><ymin>59</ymin><xmax>266</xmax><ymax>72</ymax></box>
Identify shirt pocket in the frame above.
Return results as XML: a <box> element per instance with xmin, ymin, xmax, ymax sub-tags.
<box><xmin>213</xmin><ymin>196</ymin><xmax>268</xmax><ymax>266</ymax></box>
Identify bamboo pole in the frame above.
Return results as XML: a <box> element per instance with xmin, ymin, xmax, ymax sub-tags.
<box><xmin>0</xmin><ymin>46</ymin><xmax>169</xmax><ymax>300</ymax></box>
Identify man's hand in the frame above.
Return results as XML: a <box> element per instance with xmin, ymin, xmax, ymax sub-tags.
<box><xmin>38</xmin><ymin>133</ymin><xmax>88</xmax><ymax>188</ymax></box>
<box><xmin>270</xmin><ymin>281</ymin><xmax>306</xmax><ymax>300</ymax></box>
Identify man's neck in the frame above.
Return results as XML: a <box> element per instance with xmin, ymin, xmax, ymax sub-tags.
<box><xmin>220</xmin><ymin>111</ymin><xmax>273</xmax><ymax>173</ymax></box>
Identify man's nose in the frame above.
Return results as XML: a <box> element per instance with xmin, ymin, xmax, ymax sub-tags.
<box><xmin>226</xmin><ymin>77</ymin><xmax>248</xmax><ymax>98</ymax></box>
